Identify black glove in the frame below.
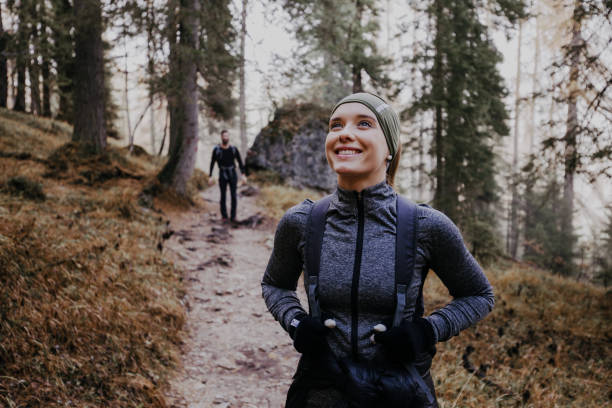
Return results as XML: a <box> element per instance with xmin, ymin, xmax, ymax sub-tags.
<box><xmin>373</xmin><ymin>318</ymin><xmax>435</xmax><ymax>363</ymax></box>
<box><xmin>289</xmin><ymin>314</ymin><xmax>330</xmax><ymax>355</ymax></box>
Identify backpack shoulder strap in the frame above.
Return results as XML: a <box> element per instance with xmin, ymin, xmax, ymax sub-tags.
<box><xmin>393</xmin><ymin>195</ymin><xmax>418</xmax><ymax>327</ymax></box>
<box><xmin>305</xmin><ymin>195</ymin><xmax>332</xmax><ymax>320</ymax></box>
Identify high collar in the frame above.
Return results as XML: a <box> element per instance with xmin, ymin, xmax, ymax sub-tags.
<box><xmin>331</xmin><ymin>181</ymin><xmax>395</xmax><ymax>215</ymax></box>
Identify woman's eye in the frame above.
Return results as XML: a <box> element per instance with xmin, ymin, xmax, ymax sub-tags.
<box><xmin>358</xmin><ymin>120</ymin><xmax>372</xmax><ymax>127</ymax></box>
<box><xmin>330</xmin><ymin>122</ymin><xmax>342</xmax><ymax>129</ymax></box>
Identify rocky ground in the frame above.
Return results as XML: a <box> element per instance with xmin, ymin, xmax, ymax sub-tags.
<box><xmin>163</xmin><ymin>183</ymin><xmax>302</xmax><ymax>408</ymax></box>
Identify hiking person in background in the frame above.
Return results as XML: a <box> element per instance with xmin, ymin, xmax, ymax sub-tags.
<box><xmin>261</xmin><ymin>92</ymin><xmax>495</xmax><ymax>407</ymax></box>
<box><xmin>209</xmin><ymin>129</ymin><xmax>247</xmax><ymax>223</ymax></box>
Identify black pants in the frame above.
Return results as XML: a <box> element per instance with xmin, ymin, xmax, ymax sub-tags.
<box><xmin>219</xmin><ymin>167</ymin><xmax>238</xmax><ymax>220</ymax></box>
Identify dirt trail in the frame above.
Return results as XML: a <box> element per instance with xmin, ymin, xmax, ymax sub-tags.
<box><xmin>163</xmin><ymin>184</ymin><xmax>300</xmax><ymax>408</ymax></box>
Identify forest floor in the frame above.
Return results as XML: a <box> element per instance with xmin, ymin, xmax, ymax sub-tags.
<box><xmin>163</xmin><ymin>183</ymin><xmax>300</xmax><ymax>408</ymax></box>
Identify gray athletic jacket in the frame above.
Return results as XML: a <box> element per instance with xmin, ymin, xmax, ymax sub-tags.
<box><xmin>261</xmin><ymin>180</ymin><xmax>494</xmax><ymax>367</ymax></box>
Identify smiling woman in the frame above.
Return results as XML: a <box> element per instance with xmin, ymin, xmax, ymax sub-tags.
<box><xmin>261</xmin><ymin>92</ymin><xmax>495</xmax><ymax>408</ymax></box>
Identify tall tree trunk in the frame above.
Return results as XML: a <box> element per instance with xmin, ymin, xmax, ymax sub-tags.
<box><xmin>28</xmin><ymin>0</ymin><xmax>41</xmax><ymax>115</ymax></box>
<box><xmin>529</xmin><ymin>7</ymin><xmax>540</xmax><ymax>154</ymax></box>
<box><xmin>157</xmin><ymin>0</ymin><xmax>200</xmax><ymax>195</ymax></box>
<box><xmin>40</xmin><ymin>0</ymin><xmax>51</xmax><ymax>117</ymax></box>
<box><xmin>238</xmin><ymin>0</ymin><xmax>248</xmax><ymax>157</ymax></box>
<box><xmin>508</xmin><ymin>19</ymin><xmax>523</xmax><ymax>259</ymax></box>
<box><xmin>147</xmin><ymin>0</ymin><xmax>156</xmax><ymax>154</ymax></box>
<box><xmin>351</xmin><ymin>0</ymin><xmax>364</xmax><ymax>93</ymax></box>
<box><xmin>29</xmin><ymin>58</ymin><xmax>41</xmax><ymax>115</ymax></box>
<box><xmin>124</xmin><ymin>36</ymin><xmax>133</xmax><ymax>151</ymax></box>
<box><xmin>561</xmin><ymin>4</ymin><xmax>582</xmax><ymax>273</ymax></box>
<box><xmin>0</xmin><ymin>6</ymin><xmax>7</xmax><ymax>109</ymax></box>
<box><xmin>72</xmin><ymin>0</ymin><xmax>106</xmax><ymax>153</ymax></box>
<box><xmin>432</xmin><ymin>0</ymin><xmax>445</xmax><ymax>212</ymax></box>
<box><xmin>14</xmin><ymin>4</ymin><xmax>27</xmax><ymax>112</ymax></box>
<box><xmin>54</xmin><ymin>0</ymin><xmax>75</xmax><ymax>122</ymax></box>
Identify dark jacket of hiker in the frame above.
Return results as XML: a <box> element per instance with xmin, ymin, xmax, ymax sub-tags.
<box><xmin>209</xmin><ymin>144</ymin><xmax>246</xmax><ymax>179</ymax></box>
<box><xmin>261</xmin><ymin>181</ymin><xmax>495</xmax><ymax>407</ymax></box>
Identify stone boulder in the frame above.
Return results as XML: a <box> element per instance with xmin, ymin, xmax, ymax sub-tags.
<box><xmin>246</xmin><ymin>103</ymin><xmax>336</xmax><ymax>192</ymax></box>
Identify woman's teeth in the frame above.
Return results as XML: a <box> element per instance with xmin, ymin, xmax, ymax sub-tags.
<box><xmin>338</xmin><ymin>150</ymin><xmax>360</xmax><ymax>155</ymax></box>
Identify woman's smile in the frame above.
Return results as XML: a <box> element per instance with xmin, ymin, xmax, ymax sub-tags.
<box><xmin>335</xmin><ymin>147</ymin><xmax>363</xmax><ymax>158</ymax></box>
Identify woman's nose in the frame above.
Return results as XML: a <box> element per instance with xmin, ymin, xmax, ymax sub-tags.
<box><xmin>338</xmin><ymin>130</ymin><xmax>355</xmax><ymax>143</ymax></box>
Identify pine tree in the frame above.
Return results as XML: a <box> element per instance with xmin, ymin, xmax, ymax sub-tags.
<box><xmin>238</xmin><ymin>0</ymin><xmax>248</xmax><ymax>157</ymax></box>
<box><xmin>14</xmin><ymin>1</ymin><xmax>27</xmax><ymax>112</ymax></box>
<box><xmin>281</xmin><ymin>0</ymin><xmax>391</xmax><ymax>105</ymax></box>
<box><xmin>71</xmin><ymin>0</ymin><xmax>106</xmax><ymax>153</ymax></box>
<box><xmin>532</xmin><ymin>0</ymin><xmax>611</xmax><ymax>275</ymax></box>
<box><xmin>157</xmin><ymin>0</ymin><xmax>201</xmax><ymax>195</ymax></box>
<box><xmin>593</xmin><ymin>206</ymin><xmax>612</xmax><ymax>287</ymax></box>
<box><xmin>409</xmin><ymin>0</ymin><xmax>526</xmax><ymax>262</ymax></box>
<box><xmin>154</xmin><ymin>0</ymin><xmax>237</xmax><ymax>196</ymax></box>
<box><xmin>521</xmin><ymin>162</ymin><xmax>577</xmax><ymax>275</ymax></box>
<box><xmin>0</xmin><ymin>5</ymin><xmax>8</xmax><ymax>108</ymax></box>
<box><xmin>51</xmin><ymin>0</ymin><xmax>76</xmax><ymax>122</ymax></box>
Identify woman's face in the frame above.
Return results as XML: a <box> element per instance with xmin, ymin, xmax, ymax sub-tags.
<box><xmin>325</xmin><ymin>102</ymin><xmax>389</xmax><ymax>191</ymax></box>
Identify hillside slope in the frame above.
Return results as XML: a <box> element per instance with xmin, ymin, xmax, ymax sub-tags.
<box><xmin>0</xmin><ymin>109</ymin><xmax>186</xmax><ymax>407</ymax></box>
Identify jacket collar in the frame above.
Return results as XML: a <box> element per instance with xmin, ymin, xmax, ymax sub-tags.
<box><xmin>331</xmin><ymin>180</ymin><xmax>395</xmax><ymax>215</ymax></box>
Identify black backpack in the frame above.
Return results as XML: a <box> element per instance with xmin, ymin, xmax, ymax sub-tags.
<box><xmin>214</xmin><ymin>144</ymin><xmax>237</xmax><ymax>162</ymax></box>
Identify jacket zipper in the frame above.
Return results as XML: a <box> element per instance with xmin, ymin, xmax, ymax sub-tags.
<box><xmin>350</xmin><ymin>191</ymin><xmax>365</xmax><ymax>360</ymax></box>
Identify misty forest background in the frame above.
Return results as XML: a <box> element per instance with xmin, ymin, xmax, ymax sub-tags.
<box><xmin>1</xmin><ymin>0</ymin><xmax>611</xmax><ymax>280</ymax></box>
<box><xmin>0</xmin><ymin>0</ymin><xmax>611</xmax><ymax>406</ymax></box>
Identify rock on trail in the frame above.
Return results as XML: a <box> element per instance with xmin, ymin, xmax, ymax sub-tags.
<box><xmin>163</xmin><ymin>184</ymin><xmax>302</xmax><ymax>408</ymax></box>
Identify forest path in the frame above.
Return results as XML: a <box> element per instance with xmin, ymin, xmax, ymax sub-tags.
<box><xmin>163</xmin><ymin>184</ymin><xmax>299</xmax><ymax>408</ymax></box>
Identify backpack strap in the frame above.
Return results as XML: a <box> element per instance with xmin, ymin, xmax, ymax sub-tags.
<box><xmin>393</xmin><ymin>195</ymin><xmax>418</xmax><ymax>328</ymax></box>
<box><xmin>214</xmin><ymin>145</ymin><xmax>222</xmax><ymax>161</ymax></box>
<box><xmin>305</xmin><ymin>195</ymin><xmax>332</xmax><ymax>320</ymax></box>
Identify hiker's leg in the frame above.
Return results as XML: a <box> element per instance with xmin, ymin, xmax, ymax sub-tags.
<box><xmin>219</xmin><ymin>176</ymin><xmax>228</xmax><ymax>219</ymax></box>
<box><xmin>229</xmin><ymin>170</ymin><xmax>238</xmax><ymax>221</ymax></box>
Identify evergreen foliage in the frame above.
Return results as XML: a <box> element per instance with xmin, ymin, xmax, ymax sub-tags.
<box><xmin>593</xmin><ymin>206</ymin><xmax>612</xmax><ymax>287</ymax></box>
<box><xmin>408</xmin><ymin>0</ymin><xmax>526</xmax><ymax>262</ymax></box>
<box><xmin>280</xmin><ymin>0</ymin><xmax>392</xmax><ymax>105</ymax></box>
<box><xmin>521</xmin><ymin>165</ymin><xmax>577</xmax><ymax>276</ymax></box>
<box><xmin>198</xmin><ymin>0</ymin><xmax>238</xmax><ymax>120</ymax></box>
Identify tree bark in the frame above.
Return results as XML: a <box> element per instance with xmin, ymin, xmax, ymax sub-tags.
<box><xmin>40</xmin><ymin>0</ymin><xmax>51</xmax><ymax>117</ymax></box>
<box><xmin>561</xmin><ymin>5</ymin><xmax>582</xmax><ymax>272</ymax></box>
<box><xmin>14</xmin><ymin>4</ymin><xmax>27</xmax><ymax>112</ymax></box>
<box><xmin>28</xmin><ymin>0</ymin><xmax>42</xmax><ymax>115</ymax></box>
<box><xmin>147</xmin><ymin>0</ymin><xmax>156</xmax><ymax>154</ymax></box>
<box><xmin>71</xmin><ymin>0</ymin><xmax>106</xmax><ymax>153</ymax></box>
<box><xmin>508</xmin><ymin>19</ymin><xmax>523</xmax><ymax>259</ymax></box>
<box><xmin>157</xmin><ymin>0</ymin><xmax>200</xmax><ymax>196</ymax></box>
<box><xmin>28</xmin><ymin>58</ymin><xmax>41</xmax><ymax>115</ymax></box>
<box><xmin>432</xmin><ymin>0</ymin><xmax>445</xmax><ymax>212</ymax></box>
<box><xmin>54</xmin><ymin>0</ymin><xmax>75</xmax><ymax>122</ymax></box>
<box><xmin>239</xmin><ymin>0</ymin><xmax>248</xmax><ymax>157</ymax></box>
<box><xmin>0</xmin><ymin>6</ymin><xmax>7</xmax><ymax>109</ymax></box>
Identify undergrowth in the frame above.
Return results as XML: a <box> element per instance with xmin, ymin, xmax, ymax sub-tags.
<box><xmin>0</xmin><ymin>108</ymin><xmax>203</xmax><ymax>407</ymax></box>
<box><xmin>257</xmin><ymin>181</ymin><xmax>612</xmax><ymax>408</ymax></box>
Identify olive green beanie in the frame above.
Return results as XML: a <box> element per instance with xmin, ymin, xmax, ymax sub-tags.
<box><xmin>331</xmin><ymin>92</ymin><xmax>401</xmax><ymax>159</ymax></box>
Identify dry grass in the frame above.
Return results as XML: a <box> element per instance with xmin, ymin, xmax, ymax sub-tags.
<box><xmin>424</xmin><ymin>261</ymin><xmax>611</xmax><ymax>407</ymax></box>
<box><xmin>258</xmin><ymin>184</ymin><xmax>612</xmax><ymax>408</ymax></box>
<box><xmin>256</xmin><ymin>183</ymin><xmax>325</xmax><ymax>220</ymax></box>
<box><xmin>0</xmin><ymin>108</ymin><xmax>191</xmax><ymax>407</ymax></box>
